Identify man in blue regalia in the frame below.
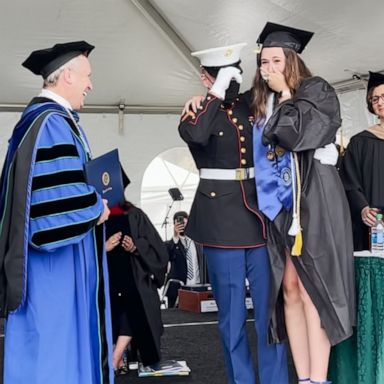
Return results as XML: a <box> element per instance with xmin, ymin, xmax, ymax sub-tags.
<box><xmin>0</xmin><ymin>41</ymin><xmax>114</xmax><ymax>384</ymax></box>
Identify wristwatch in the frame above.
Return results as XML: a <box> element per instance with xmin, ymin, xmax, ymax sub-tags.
<box><xmin>278</xmin><ymin>89</ymin><xmax>291</xmax><ymax>98</ymax></box>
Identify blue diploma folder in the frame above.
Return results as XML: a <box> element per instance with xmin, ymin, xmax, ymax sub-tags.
<box><xmin>84</xmin><ymin>149</ymin><xmax>124</xmax><ymax>207</ymax></box>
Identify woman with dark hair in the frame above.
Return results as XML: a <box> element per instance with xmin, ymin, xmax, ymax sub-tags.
<box><xmin>340</xmin><ymin>71</ymin><xmax>384</xmax><ymax>251</ymax></box>
<box><xmin>251</xmin><ymin>22</ymin><xmax>355</xmax><ymax>384</ymax></box>
<box><xmin>105</xmin><ymin>200</ymin><xmax>169</xmax><ymax>374</ymax></box>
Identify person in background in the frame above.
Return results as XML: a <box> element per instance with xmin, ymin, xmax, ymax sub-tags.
<box><xmin>179</xmin><ymin>43</ymin><xmax>289</xmax><ymax>384</ymax></box>
<box><xmin>165</xmin><ymin>211</ymin><xmax>208</xmax><ymax>308</ymax></box>
<box><xmin>251</xmin><ymin>22</ymin><xmax>355</xmax><ymax>384</ymax></box>
<box><xmin>105</xmin><ymin>187</ymin><xmax>169</xmax><ymax>375</ymax></box>
<box><xmin>0</xmin><ymin>41</ymin><xmax>113</xmax><ymax>384</ymax></box>
<box><xmin>340</xmin><ymin>71</ymin><xmax>384</xmax><ymax>251</ymax></box>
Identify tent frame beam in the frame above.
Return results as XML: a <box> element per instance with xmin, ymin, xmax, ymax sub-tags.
<box><xmin>0</xmin><ymin>103</ymin><xmax>183</xmax><ymax>114</ymax></box>
<box><xmin>130</xmin><ymin>0</ymin><xmax>200</xmax><ymax>76</ymax></box>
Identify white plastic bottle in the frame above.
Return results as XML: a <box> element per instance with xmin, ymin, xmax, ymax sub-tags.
<box><xmin>371</xmin><ymin>213</ymin><xmax>384</xmax><ymax>255</ymax></box>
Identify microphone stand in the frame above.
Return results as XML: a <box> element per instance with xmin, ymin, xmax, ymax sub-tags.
<box><xmin>161</xmin><ymin>199</ymin><xmax>175</xmax><ymax>240</ymax></box>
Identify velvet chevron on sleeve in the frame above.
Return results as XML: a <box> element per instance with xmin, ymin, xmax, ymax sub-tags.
<box><xmin>29</xmin><ymin>114</ymin><xmax>103</xmax><ymax>251</ymax></box>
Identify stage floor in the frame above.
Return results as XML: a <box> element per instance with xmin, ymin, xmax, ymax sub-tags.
<box><xmin>116</xmin><ymin>308</ymin><xmax>296</xmax><ymax>384</ymax></box>
<box><xmin>1</xmin><ymin>309</ymin><xmax>297</xmax><ymax>384</ymax></box>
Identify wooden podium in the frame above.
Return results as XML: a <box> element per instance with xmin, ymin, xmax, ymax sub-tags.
<box><xmin>178</xmin><ymin>288</ymin><xmax>254</xmax><ymax>313</ymax></box>
<box><xmin>178</xmin><ymin>289</ymin><xmax>215</xmax><ymax>313</ymax></box>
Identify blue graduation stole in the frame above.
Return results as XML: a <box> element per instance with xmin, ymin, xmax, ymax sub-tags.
<box><xmin>253</xmin><ymin>121</ymin><xmax>293</xmax><ymax>221</ymax></box>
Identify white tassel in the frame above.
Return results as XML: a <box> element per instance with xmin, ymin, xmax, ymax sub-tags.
<box><xmin>288</xmin><ymin>152</ymin><xmax>299</xmax><ymax>237</ymax></box>
<box><xmin>288</xmin><ymin>214</ymin><xmax>300</xmax><ymax>236</ymax></box>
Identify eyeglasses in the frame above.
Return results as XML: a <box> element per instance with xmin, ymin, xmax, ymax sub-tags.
<box><xmin>371</xmin><ymin>94</ymin><xmax>384</xmax><ymax>105</ymax></box>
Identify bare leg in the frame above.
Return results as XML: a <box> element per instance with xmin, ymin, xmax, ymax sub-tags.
<box><xmin>113</xmin><ymin>335</ymin><xmax>132</xmax><ymax>370</ymax></box>
<box><xmin>283</xmin><ymin>253</ymin><xmax>310</xmax><ymax>383</ymax></box>
<box><xmin>298</xmin><ymin>279</ymin><xmax>331</xmax><ymax>382</ymax></box>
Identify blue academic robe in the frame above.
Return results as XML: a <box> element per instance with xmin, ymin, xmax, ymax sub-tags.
<box><xmin>0</xmin><ymin>99</ymin><xmax>114</xmax><ymax>384</ymax></box>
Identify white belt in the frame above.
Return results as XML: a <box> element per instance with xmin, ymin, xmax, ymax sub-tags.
<box><xmin>199</xmin><ymin>167</ymin><xmax>255</xmax><ymax>181</ymax></box>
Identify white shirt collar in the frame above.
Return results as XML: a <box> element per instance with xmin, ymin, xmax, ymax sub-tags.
<box><xmin>38</xmin><ymin>89</ymin><xmax>72</xmax><ymax>110</ymax></box>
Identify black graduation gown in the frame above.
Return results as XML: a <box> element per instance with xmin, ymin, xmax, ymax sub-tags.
<box><xmin>339</xmin><ymin>130</ymin><xmax>384</xmax><ymax>251</ymax></box>
<box><xmin>106</xmin><ymin>205</ymin><xmax>169</xmax><ymax>365</ymax></box>
<box><xmin>263</xmin><ymin>76</ymin><xmax>356</xmax><ymax>346</ymax></box>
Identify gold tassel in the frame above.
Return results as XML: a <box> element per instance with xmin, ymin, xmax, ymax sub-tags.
<box><xmin>291</xmin><ymin>152</ymin><xmax>302</xmax><ymax>256</ymax></box>
<box><xmin>291</xmin><ymin>228</ymin><xmax>303</xmax><ymax>256</ymax></box>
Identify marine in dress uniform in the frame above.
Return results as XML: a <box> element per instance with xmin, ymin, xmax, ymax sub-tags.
<box><xmin>178</xmin><ymin>43</ymin><xmax>288</xmax><ymax>384</ymax></box>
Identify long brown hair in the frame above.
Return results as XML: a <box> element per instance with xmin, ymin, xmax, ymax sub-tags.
<box><xmin>251</xmin><ymin>48</ymin><xmax>312</xmax><ymax>123</ymax></box>
<box><xmin>366</xmin><ymin>86</ymin><xmax>377</xmax><ymax>114</ymax></box>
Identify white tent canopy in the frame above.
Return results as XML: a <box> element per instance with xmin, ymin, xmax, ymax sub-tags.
<box><xmin>1</xmin><ymin>0</ymin><xmax>383</xmax><ymax>111</ymax></box>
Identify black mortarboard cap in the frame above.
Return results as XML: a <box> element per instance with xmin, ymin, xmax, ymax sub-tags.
<box><xmin>257</xmin><ymin>22</ymin><xmax>314</xmax><ymax>54</ymax></box>
<box><xmin>22</xmin><ymin>41</ymin><xmax>95</xmax><ymax>78</ymax></box>
<box><xmin>367</xmin><ymin>71</ymin><xmax>384</xmax><ymax>92</ymax></box>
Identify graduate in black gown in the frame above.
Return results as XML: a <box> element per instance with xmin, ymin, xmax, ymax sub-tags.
<box><xmin>340</xmin><ymin>71</ymin><xmax>384</xmax><ymax>251</ymax></box>
<box><xmin>105</xmin><ymin>193</ymin><xmax>169</xmax><ymax>373</ymax></box>
<box><xmin>251</xmin><ymin>22</ymin><xmax>355</xmax><ymax>384</ymax></box>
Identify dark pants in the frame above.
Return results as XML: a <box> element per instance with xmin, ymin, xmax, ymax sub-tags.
<box><xmin>110</xmin><ymin>290</ymin><xmax>159</xmax><ymax>366</ymax></box>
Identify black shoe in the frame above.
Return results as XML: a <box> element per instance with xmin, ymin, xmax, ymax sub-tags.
<box><xmin>114</xmin><ymin>365</ymin><xmax>129</xmax><ymax>377</ymax></box>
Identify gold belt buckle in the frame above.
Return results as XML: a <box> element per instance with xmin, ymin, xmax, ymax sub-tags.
<box><xmin>235</xmin><ymin>168</ymin><xmax>246</xmax><ymax>181</ymax></box>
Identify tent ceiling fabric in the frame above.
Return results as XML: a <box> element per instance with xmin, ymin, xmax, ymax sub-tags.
<box><xmin>1</xmin><ymin>0</ymin><xmax>382</xmax><ymax>112</ymax></box>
